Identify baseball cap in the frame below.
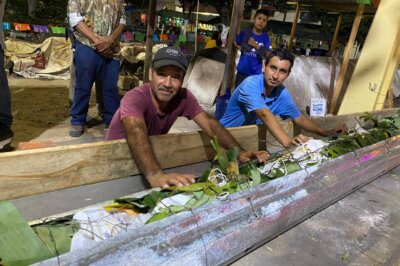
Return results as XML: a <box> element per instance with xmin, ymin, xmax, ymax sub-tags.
<box><xmin>152</xmin><ymin>47</ymin><xmax>188</xmax><ymax>72</ymax></box>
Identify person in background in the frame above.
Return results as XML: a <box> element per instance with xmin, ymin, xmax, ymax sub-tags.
<box><xmin>67</xmin><ymin>27</ymin><xmax>104</xmax><ymax>120</ymax></box>
<box><xmin>234</xmin><ymin>8</ymin><xmax>271</xmax><ymax>88</ymax></box>
<box><xmin>67</xmin><ymin>0</ymin><xmax>126</xmax><ymax>137</ymax></box>
<box><xmin>106</xmin><ymin>47</ymin><xmax>269</xmax><ymax>188</ymax></box>
<box><xmin>220</xmin><ymin>49</ymin><xmax>347</xmax><ymax>148</ymax></box>
<box><xmin>0</xmin><ymin>0</ymin><xmax>13</xmax><ymax>152</ymax></box>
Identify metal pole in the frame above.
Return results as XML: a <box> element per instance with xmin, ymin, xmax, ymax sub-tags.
<box><xmin>194</xmin><ymin>0</ymin><xmax>200</xmax><ymax>52</ymax></box>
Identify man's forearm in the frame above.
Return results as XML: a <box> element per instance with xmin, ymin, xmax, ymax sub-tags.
<box><xmin>75</xmin><ymin>22</ymin><xmax>98</xmax><ymax>43</ymax></box>
<box><xmin>255</xmin><ymin>109</ymin><xmax>292</xmax><ymax>147</ymax></box>
<box><xmin>294</xmin><ymin>115</ymin><xmax>328</xmax><ymax>136</ymax></box>
<box><xmin>108</xmin><ymin>24</ymin><xmax>124</xmax><ymax>42</ymax></box>
<box><xmin>124</xmin><ymin>121</ymin><xmax>162</xmax><ymax>179</ymax></box>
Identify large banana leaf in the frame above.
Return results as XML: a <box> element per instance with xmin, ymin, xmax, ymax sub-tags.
<box><xmin>0</xmin><ymin>201</ymin><xmax>53</xmax><ymax>266</ymax></box>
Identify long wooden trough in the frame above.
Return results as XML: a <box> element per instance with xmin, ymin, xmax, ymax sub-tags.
<box><xmin>1</xmin><ymin>109</ymin><xmax>399</xmax><ymax>265</ymax></box>
<box><xmin>36</xmin><ymin>118</ymin><xmax>400</xmax><ymax>265</ymax></box>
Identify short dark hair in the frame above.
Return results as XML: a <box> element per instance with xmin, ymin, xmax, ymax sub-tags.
<box><xmin>265</xmin><ymin>48</ymin><xmax>295</xmax><ymax>72</ymax></box>
<box><xmin>255</xmin><ymin>8</ymin><xmax>269</xmax><ymax>18</ymax></box>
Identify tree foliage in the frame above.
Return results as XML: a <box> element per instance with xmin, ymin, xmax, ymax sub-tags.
<box><xmin>4</xmin><ymin>0</ymin><xmax>68</xmax><ymax>25</ymax></box>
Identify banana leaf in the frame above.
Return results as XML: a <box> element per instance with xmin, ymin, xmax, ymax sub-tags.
<box><xmin>32</xmin><ymin>221</ymin><xmax>79</xmax><ymax>257</ymax></box>
<box><xmin>0</xmin><ymin>201</ymin><xmax>54</xmax><ymax>266</ymax></box>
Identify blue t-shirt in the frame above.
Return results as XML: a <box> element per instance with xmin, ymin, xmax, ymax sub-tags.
<box><xmin>236</xmin><ymin>30</ymin><xmax>270</xmax><ymax>76</ymax></box>
<box><xmin>219</xmin><ymin>74</ymin><xmax>301</xmax><ymax>127</ymax></box>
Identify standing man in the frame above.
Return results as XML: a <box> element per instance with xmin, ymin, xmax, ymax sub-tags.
<box><xmin>220</xmin><ymin>49</ymin><xmax>347</xmax><ymax>148</ymax></box>
<box><xmin>106</xmin><ymin>47</ymin><xmax>269</xmax><ymax>188</ymax></box>
<box><xmin>67</xmin><ymin>0</ymin><xmax>126</xmax><ymax>137</ymax></box>
<box><xmin>0</xmin><ymin>0</ymin><xmax>13</xmax><ymax>151</ymax></box>
<box><xmin>234</xmin><ymin>8</ymin><xmax>271</xmax><ymax>87</ymax></box>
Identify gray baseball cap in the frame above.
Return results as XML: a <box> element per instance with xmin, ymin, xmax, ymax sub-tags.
<box><xmin>152</xmin><ymin>47</ymin><xmax>188</xmax><ymax>72</ymax></box>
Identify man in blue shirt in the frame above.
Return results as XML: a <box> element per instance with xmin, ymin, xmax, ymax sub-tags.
<box><xmin>220</xmin><ymin>49</ymin><xmax>347</xmax><ymax>148</ymax></box>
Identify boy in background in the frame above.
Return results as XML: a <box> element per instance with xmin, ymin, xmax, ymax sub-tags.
<box><xmin>234</xmin><ymin>8</ymin><xmax>271</xmax><ymax>87</ymax></box>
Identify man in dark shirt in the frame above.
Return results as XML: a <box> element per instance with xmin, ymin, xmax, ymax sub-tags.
<box><xmin>107</xmin><ymin>47</ymin><xmax>269</xmax><ymax>188</ymax></box>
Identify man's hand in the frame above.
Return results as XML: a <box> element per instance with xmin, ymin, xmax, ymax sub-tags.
<box><xmin>238</xmin><ymin>150</ymin><xmax>269</xmax><ymax>163</ymax></box>
<box><xmin>147</xmin><ymin>172</ymin><xmax>196</xmax><ymax>188</ymax></box>
<box><xmin>291</xmin><ymin>134</ymin><xmax>312</xmax><ymax>146</ymax></box>
<box><xmin>325</xmin><ymin>124</ymin><xmax>348</xmax><ymax>137</ymax></box>
<box><xmin>94</xmin><ymin>36</ymin><xmax>114</xmax><ymax>53</ymax></box>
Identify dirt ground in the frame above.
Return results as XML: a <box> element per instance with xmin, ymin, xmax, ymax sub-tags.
<box><xmin>9</xmin><ymin>75</ymin><xmax>97</xmax><ymax>149</ymax></box>
<box><xmin>11</xmin><ymin>86</ymin><xmax>70</xmax><ymax>147</ymax></box>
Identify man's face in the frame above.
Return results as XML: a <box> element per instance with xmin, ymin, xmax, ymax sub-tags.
<box><xmin>264</xmin><ymin>56</ymin><xmax>291</xmax><ymax>88</ymax></box>
<box><xmin>149</xmin><ymin>65</ymin><xmax>184</xmax><ymax>103</ymax></box>
<box><xmin>254</xmin><ymin>14</ymin><xmax>268</xmax><ymax>31</ymax></box>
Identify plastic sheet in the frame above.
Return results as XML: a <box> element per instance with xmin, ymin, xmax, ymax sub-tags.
<box><xmin>284</xmin><ymin>56</ymin><xmax>400</xmax><ymax>113</ymax></box>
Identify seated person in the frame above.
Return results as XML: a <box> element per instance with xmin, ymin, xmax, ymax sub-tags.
<box><xmin>106</xmin><ymin>47</ymin><xmax>269</xmax><ymax>188</ymax></box>
<box><xmin>220</xmin><ymin>49</ymin><xmax>347</xmax><ymax>148</ymax></box>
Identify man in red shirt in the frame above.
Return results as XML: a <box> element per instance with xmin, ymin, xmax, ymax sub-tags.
<box><xmin>107</xmin><ymin>47</ymin><xmax>268</xmax><ymax>188</ymax></box>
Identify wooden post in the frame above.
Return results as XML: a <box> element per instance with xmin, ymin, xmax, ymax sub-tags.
<box><xmin>287</xmin><ymin>2</ymin><xmax>300</xmax><ymax>52</ymax></box>
<box><xmin>220</xmin><ymin>0</ymin><xmax>245</xmax><ymax>95</ymax></box>
<box><xmin>258</xmin><ymin>126</ymin><xmax>267</xmax><ymax>151</ymax></box>
<box><xmin>143</xmin><ymin>0</ymin><xmax>156</xmax><ymax>83</ymax></box>
<box><xmin>338</xmin><ymin>0</ymin><xmax>400</xmax><ymax>115</ymax></box>
<box><xmin>386</xmin><ymin>88</ymin><xmax>394</xmax><ymax>109</ymax></box>
<box><xmin>329</xmin><ymin>14</ymin><xmax>343</xmax><ymax>55</ymax></box>
<box><xmin>373</xmin><ymin>28</ymin><xmax>400</xmax><ymax>110</ymax></box>
<box><xmin>329</xmin><ymin>4</ymin><xmax>364</xmax><ymax>114</ymax></box>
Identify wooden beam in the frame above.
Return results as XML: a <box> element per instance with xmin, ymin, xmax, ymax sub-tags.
<box><xmin>329</xmin><ymin>14</ymin><xmax>342</xmax><ymax>55</ymax></box>
<box><xmin>338</xmin><ymin>0</ymin><xmax>400</xmax><ymax>115</ymax></box>
<box><xmin>143</xmin><ymin>0</ymin><xmax>156</xmax><ymax>83</ymax></box>
<box><xmin>329</xmin><ymin>4</ymin><xmax>364</xmax><ymax>114</ymax></box>
<box><xmin>3</xmin><ymin>109</ymin><xmax>399</xmax><ymax>201</ymax></box>
<box><xmin>0</xmin><ymin>126</ymin><xmax>259</xmax><ymax>200</ymax></box>
<box><xmin>287</xmin><ymin>2</ymin><xmax>300</xmax><ymax>52</ymax></box>
<box><xmin>373</xmin><ymin>28</ymin><xmax>400</xmax><ymax>110</ymax></box>
<box><xmin>220</xmin><ymin>0</ymin><xmax>245</xmax><ymax>94</ymax></box>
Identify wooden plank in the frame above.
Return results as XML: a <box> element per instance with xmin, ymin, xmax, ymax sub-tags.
<box><xmin>221</xmin><ymin>0</ymin><xmax>245</xmax><ymax>94</ymax></box>
<box><xmin>328</xmin><ymin>14</ymin><xmax>342</xmax><ymax>56</ymax></box>
<box><xmin>287</xmin><ymin>2</ymin><xmax>300</xmax><ymax>52</ymax></box>
<box><xmin>0</xmin><ymin>126</ymin><xmax>258</xmax><ymax>200</ymax></box>
<box><xmin>329</xmin><ymin>4</ymin><xmax>364</xmax><ymax>114</ymax></box>
<box><xmin>337</xmin><ymin>0</ymin><xmax>400</xmax><ymax>114</ymax></box>
<box><xmin>374</xmin><ymin>28</ymin><xmax>400</xmax><ymax>110</ymax></box>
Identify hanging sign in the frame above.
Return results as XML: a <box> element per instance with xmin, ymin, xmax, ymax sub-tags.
<box><xmin>51</xmin><ymin>26</ymin><xmax>65</xmax><ymax>34</ymax></box>
<box><xmin>32</xmin><ymin>25</ymin><xmax>49</xmax><ymax>33</ymax></box>
<box><xmin>2</xmin><ymin>22</ymin><xmax>10</xmax><ymax>30</ymax></box>
<box><xmin>14</xmin><ymin>23</ymin><xmax>31</xmax><ymax>31</ymax></box>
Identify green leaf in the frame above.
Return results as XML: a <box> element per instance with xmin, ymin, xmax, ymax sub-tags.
<box><xmin>187</xmin><ymin>192</ymin><xmax>213</xmax><ymax>208</ymax></box>
<box><xmin>249</xmin><ymin>169</ymin><xmax>261</xmax><ymax>186</ymax></box>
<box><xmin>0</xmin><ymin>201</ymin><xmax>54</xmax><ymax>265</ymax></box>
<box><xmin>226</xmin><ymin>146</ymin><xmax>239</xmax><ymax>162</ymax></box>
<box><xmin>145</xmin><ymin>212</ymin><xmax>171</xmax><ymax>224</ymax></box>
<box><xmin>198</xmin><ymin>168</ymin><xmax>211</xmax><ymax>183</ymax></box>
<box><xmin>176</xmin><ymin>182</ymin><xmax>208</xmax><ymax>192</ymax></box>
<box><xmin>142</xmin><ymin>191</ymin><xmax>164</xmax><ymax>211</ymax></box>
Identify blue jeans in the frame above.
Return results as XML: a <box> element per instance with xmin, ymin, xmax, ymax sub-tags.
<box><xmin>70</xmin><ymin>42</ymin><xmax>120</xmax><ymax>126</ymax></box>
<box><xmin>0</xmin><ymin>46</ymin><xmax>12</xmax><ymax>128</ymax></box>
